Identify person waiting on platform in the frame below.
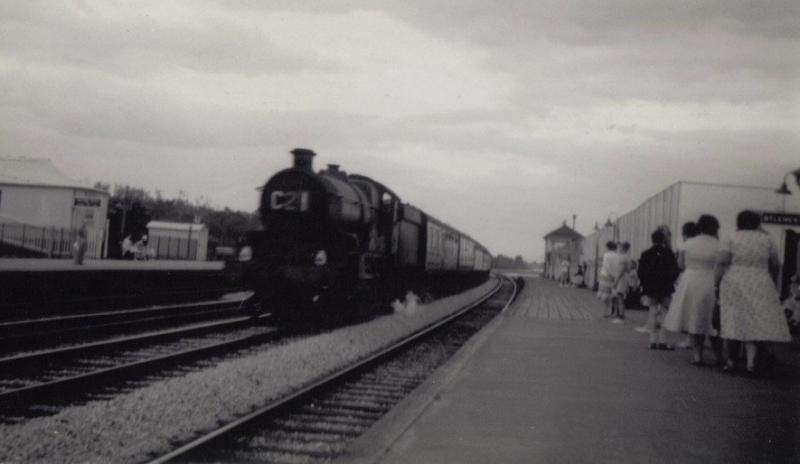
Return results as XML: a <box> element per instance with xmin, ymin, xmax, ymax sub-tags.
<box><xmin>624</xmin><ymin>261</ymin><xmax>642</xmax><ymax>308</ymax></box>
<box><xmin>72</xmin><ymin>225</ymin><xmax>88</xmax><ymax>265</ymax></box>
<box><xmin>716</xmin><ymin>210</ymin><xmax>791</xmax><ymax>375</ymax></box>
<box><xmin>638</xmin><ymin>229</ymin><xmax>679</xmax><ymax>350</ymax></box>
<box><xmin>611</xmin><ymin>242</ymin><xmax>632</xmax><ymax>323</ymax></box>
<box><xmin>572</xmin><ymin>263</ymin><xmax>586</xmax><ymax>288</ymax></box>
<box><xmin>597</xmin><ymin>242</ymin><xmax>623</xmax><ymax>317</ymax></box>
<box><xmin>133</xmin><ymin>235</ymin><xmax>154</xmax><ymax>260</ymax></box>
<box><xmin>559</xmin><ymin>259</ymin><xmax>571</xmax><ymax>288</ymax></box>
<box><xmin>783</xmin><ymin>275</ymin><xmax>800</xmax><ymax>342</ymax></box>
<box><xmin>663</xmin><ymin>215</ymin><xmax>723</xmax><ymax>365</ymax></box>
<box><xmin>671</xmin><ymin>221</ymin><xmax>700</xmax><ymax>349</ymax></box>
<box><xmin>121</xmin><ymin>235</ymin><xmax>135</xmax><ymax>260</ymax></box>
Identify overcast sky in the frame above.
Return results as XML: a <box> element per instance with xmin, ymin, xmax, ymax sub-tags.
<box><xmin>1</xmin><ymin>1</ymin><xmax>798</xmax><ymax>261</ymax></box>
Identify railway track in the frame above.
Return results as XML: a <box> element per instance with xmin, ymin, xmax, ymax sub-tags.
<box><xmin>148</xmin><ymin>275</ymin><xmax>519</xmax><ymax>464</ymax></box>
<box><xmin>0</xmin><ymin>314</ymin><xmax>286</xmax><ymax>422</ymax></box>
<box><xmin>0</xmin><ymin>297</ymin><xmax>254</xmax><ymax>355</ymax></box>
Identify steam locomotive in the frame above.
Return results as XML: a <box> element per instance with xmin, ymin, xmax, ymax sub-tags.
<box><xmin>237</xmin><ymin>149</ymin><xmax>492</xmax><ymax>321</ymax></box>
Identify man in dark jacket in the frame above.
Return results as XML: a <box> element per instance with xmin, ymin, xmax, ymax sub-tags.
<box><xmin>638</xmin><ymin>229</ymin><xmax>679</xmax><ymax>350</ymax></box>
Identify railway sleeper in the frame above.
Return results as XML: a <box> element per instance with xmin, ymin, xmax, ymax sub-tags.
<box><xmin>282</xmin><ymin>412</ymin><xmax>374</xmax><ymax>427</ymax></box>
<box><xmin>300</xmin><ymin>404</ymin><xmax>382</xmax><ymax>421</ymax></box>
<box><xmin>271</xmin><ymin>418</ymin><xmax>366</xmax><ymax>436</ymax></box>
<box><xmin>326</xmin><ymin>391</ymin><xmax>401</xmax><ymax>405</ymax></box>
<box><xmin>316</xmin><ymin>398</ymin><xmax>388</xmax><ymax>413</ymax></box>
<box><xmin>331</xmin><ymin>387</ymin><xmax>406</xmax><ymax>400</ymax></box>
<box><xmin>241</xmin><ymin>441</ymin><xmax>349</xmax><ymax>459</ymax></box>
<box><xmin>243</xmin><ymin>429</ymin><xmax>348</xmax><ymax>445</ymax></box>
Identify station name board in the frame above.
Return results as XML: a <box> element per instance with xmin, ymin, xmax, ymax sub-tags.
<box><xmin>74</xmin><ymin>197</ymin><xmax>101</xmax><ymax>207</ymax></box>
<box><xmin>761</xmin><ymin>212</ymin><xmax>800</xmax><ymax>226</ymax></box>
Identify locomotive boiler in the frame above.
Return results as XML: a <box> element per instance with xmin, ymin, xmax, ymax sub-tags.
<box><xmin>237</xmin><ymin>149</ymin><xmax>492</xmax><ymax>321</ymax></box>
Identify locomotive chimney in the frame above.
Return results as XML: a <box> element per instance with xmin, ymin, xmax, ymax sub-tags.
<box><xmin>291</xmin><ymin>148</ymin><xmax>316</xmax><ymax>172</ymax></box>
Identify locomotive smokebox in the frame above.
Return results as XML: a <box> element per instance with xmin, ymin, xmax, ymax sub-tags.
<box><xmin>291</xmin><ymin>148</ymin><xmax>316</xmax><ymax>172</ymax></box>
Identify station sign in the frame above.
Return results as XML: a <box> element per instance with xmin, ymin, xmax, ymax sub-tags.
<box><xmin>74</xmin><ymin>197</ymin><xmax>102</xmax><ymax>207</ymax></box>
<box><xmin>761</xmin><ymin>212</ymin><xmax>800</xmax><ymax>226</ymax></box>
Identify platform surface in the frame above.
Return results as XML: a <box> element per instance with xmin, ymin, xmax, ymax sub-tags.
<box><xmin>344</xmin><ymin>277</ymin><xmax>800</xmax><ymax>464</ymax></box>
<box><xmin>0</xmin><ymin>258</ymin><xmax>225</xmax><ymax>272</ymax></box>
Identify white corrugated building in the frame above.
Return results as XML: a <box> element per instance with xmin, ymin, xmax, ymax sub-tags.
<box><xmin>0</xmin><ymin>157</ymin><xmax>109</xmax><ymax>258</ymax></box>
<box><xmin>580</xmin><ymin>181</ymin><xmax>800</xmax><ymax>298</ymax></box>
<box><xmin>146</xmin><ymin>221</ymin><xmax>208</xmax><ymax>261</ymax></box>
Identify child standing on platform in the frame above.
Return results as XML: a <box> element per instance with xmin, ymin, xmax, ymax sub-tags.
<box><xmin>638</xmin><ymin>229</ymin><xmax>679</xmax><ymax>350</ymax></box>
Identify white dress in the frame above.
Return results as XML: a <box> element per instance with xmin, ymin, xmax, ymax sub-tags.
<box><xmin>719</xmin><ymin>231</ymin><xmax>791</xmax><ymax>342</ymax></box>
<box><xmin>663</xmin><ymin>235</ymin><xmax>718</xmax><ymax>335</ymax></box>
<box><xmin>597</xmin><ymin>251</ymin><xmax>622</xmax><ymax>301</ymax></box>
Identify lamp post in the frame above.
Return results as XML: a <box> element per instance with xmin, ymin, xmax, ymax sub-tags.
<box><xmin>605</xmin><ymin>213</ymin><xmax>619</xmax><ymax>243</ymax></box>
<box><xmin>775</xmin><ymin>168</ymin><xmax>800</xmax><ymax>211</ymax></box>
<box><xmin>774</xmin><ymin>168</ymin><xmax>800</xmax><ymax>298</ymax></box>
<box><xmin>593</xmin><ymin>222</ymin><xmax>600</xmax><ymax>291</ymax></box>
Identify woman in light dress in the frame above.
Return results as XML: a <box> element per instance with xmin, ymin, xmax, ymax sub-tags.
<box><xmin>663</xmin><ymin>215</ymin><xmax>722</xmax><ymax>365</ymax></box>
<box><xmin>611</xmin><ymin>242</ymin><xmax>632</xmax><ymax>322</ymax></box>
<box><xmin>717</xmin><ymin>210</ymin><xmax>791</xmax><ymax>375</ymax></box>
<box><xmin>597</xmin><ymin>241</ymin><xmax>623</xmax><ymax>317</ymax></box>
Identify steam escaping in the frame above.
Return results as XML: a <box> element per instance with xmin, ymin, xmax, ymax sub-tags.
<box><xmin>391</xmin><ymin>291</ymin><xmax>421</xmax><ymax>315</ymax></box>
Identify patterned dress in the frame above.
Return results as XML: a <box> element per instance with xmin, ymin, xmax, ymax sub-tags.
<box><xmin>719</xmin><ymin>231</ymin><xmax>791</xmax><ymax>342</ymax></box>
<box><xmin>663</xmin><ymin>235</ymin><xmax>718</xmax><ymax>335</ymax></box>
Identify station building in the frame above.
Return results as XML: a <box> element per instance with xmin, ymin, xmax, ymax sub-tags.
<box><xmin>0</xmin><ymin>157</ymin><xmax>109</xmax><ymax>258</ymax></box>
<box><xmin>543</xmin><ymin>221</ymin><xmax>583</xmax><ymax>279</ymax></box>
<box><xmin>146</xmin><ymin>221</ymin><xmax>208</xmax><ymax>261</ymax></box>
<box><xmin>579</xmin><ymin>181</ymin><xmax>800</xmax><ymax>299</ymax></box>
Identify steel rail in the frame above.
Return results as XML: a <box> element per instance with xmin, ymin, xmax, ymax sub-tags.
<box><xmin>0</xmin><ymin>323</ymin><xmax>285</xmax><ymax>413</ymax></box>
<box><xmin>0</xmin><ymin>299</ymin><xmax>246</xmax><ymax>334</ymax></box>
<box><xmin>146</xmin><ymin>275</ymin><xmax>511</xmax><ymax>464</ymax></box>
<box><xmin>0</xmin><ymin>299</ymin><xmax>251</xmax><ymax>352</ymax></box>
<box><xmin>0</xmin><ymin>314</ymin><xmax>263</xmax><ymax>372</ymax></box>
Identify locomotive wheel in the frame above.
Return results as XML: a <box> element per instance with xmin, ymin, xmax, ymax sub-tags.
<box><xmin>355</xmin><ymin>285</ymin><xmax>379</xmax><ymax>320</ymax></box>
<box><xmin>354</xmin><ymin>281</ymin><xmax>394</xmax><ymax>319</ymax></box>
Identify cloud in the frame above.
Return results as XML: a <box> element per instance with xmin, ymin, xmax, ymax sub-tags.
<box><xmin>0</xmin><ymin>1</ymin><xmax>334</xmax><ymax>78</ymax></box>
<box><xmin>0</xmin><ymin>1</ymin><xmax>798</xmax><ymax>262</ymax></box>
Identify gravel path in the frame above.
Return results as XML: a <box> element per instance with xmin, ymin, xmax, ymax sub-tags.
<box><xmin>0</xmin><ymin>279</ymin><xmax>497</xmax><ymax>464</ymax></box>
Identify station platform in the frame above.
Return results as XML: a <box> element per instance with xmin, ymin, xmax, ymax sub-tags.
<box><xmin>342</xmin><ymin>277</ymin><xmax>800</xmax><ymax>464</ymax></box>
<box><xmin>0</xmin><ymin>258</ymin><xmax>235</xmax><ymax>320</ymax></box>
<box><xmin>0</xmin><ymin>258</ymin><xmax>224</xmax><ymax>272</ymax></box>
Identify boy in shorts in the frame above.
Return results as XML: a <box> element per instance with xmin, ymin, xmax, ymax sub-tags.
<box><xmin>637</xmin><ymin>230</ymin><xmax>679</xmax><ymax>349</ymax></box>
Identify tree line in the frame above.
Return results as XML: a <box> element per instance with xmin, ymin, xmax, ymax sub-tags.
<box><xmin>96</xmin><ymin>182</ymin><xmax>535</xmax><ymax>268</ymax></box>
<box><xmin>94</xmin><ymin>182</ymin><xmax>259</xmax><ymax>258</ymax></box>
<box><xmin>493</xmin><ymin>254</ymin><xmax>534</xmax><ymax>270</ymax></box>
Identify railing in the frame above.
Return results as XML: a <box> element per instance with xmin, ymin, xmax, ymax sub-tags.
<box><xmin>122</xmin><ymin>234</ymin><xmax>206</xmax><ymax>261</ymax></box>
<box><xmin>0</xmin><ymin>223</ymin><xmax>104</xmax><ymax>259</ymax></box>
<box><xmin>145</xmin><ymin>236</ymin><xmax>198</xmax><ymax>260</ymax></box>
